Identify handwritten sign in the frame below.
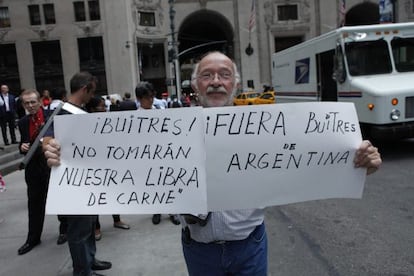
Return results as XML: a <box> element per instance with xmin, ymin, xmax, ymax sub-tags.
<box><xmin>205</xmin><ymin>102</ymin><xmax>365</xmax><ymax>211</ymax></box>
<box><xmin>46</xmin><ymin>107</ymin><xmax>207</xmax><ymax>214</ymax></box>
<box><xmin>46</xmin><ymin>102</ymin><xmax>366</xmax><ymax>214</ymax></box>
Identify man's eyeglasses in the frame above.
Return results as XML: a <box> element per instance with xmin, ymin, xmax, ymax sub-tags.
<box><xmin>198</xmin><ymin>71</ymin><xmax>233</xmax><ymax>81</ymax></box>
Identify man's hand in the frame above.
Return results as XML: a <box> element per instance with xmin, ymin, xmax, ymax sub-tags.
<box><xmin>20</xmin><ymin>143</ymin><xmax>30</xmax><ymax>153</ymax></box>
<box><xmin>43</xmin><ymin>138</ymin><xmax>61</xmax><ymax>167</ymax></box>
<box><xmin>354</xmin><ymin>140</ymin><xmax>382</xmax><ymax>175</ymax></box>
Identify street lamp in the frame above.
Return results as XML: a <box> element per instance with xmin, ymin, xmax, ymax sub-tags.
<box><xmin>169</xmin><ymin>0</ymin><xmax>181</xmax><ymax>99</ymax></box>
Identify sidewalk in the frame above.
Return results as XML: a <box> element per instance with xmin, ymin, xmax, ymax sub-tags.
<box><xmin>0</xmin><ymin>170</ymin><xmax>187</xmax><ymax>276</ymax></box>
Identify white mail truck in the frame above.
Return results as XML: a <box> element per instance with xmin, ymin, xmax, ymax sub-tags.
<box><xmin>272</xmin><ymin>22</ymin><xmax>414</xmax><ymax>139</ymax></box>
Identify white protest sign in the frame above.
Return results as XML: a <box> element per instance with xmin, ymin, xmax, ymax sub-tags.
<box><xmin>204</xmin><ymin>102</ymin><xmax>366</xmax><ymax>211</ymax></box>
<box><xmin>46</xmin><ymin>107</ymin><xmax>207</xmax><ymax>214</ymax></box>
<box><xmin>46</xmin><ymin>102</ymin><xmax>366</xmax><ymax>214</ymax></box>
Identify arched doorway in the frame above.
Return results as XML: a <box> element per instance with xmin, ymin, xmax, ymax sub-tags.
<box><xmin>345</xmin><ymin>2</ymin><xmax>380</xmax><ymax>26</ymax></box>
<box><xmin>178</xmin><ymin>10</ymin><xmax>234</xmax><ymax>88</ymax></box>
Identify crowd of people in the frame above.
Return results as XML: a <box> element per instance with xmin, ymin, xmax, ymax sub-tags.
<box><xmin>2</xmin><ymin>73</ymin><xmax>188</xmax><ymax>275</ymax></box>
<box><xmin>1</xmin><ymin>51</ymin><xmax>382</xmax><ymax>276</ymax></box>
<box><xmin>0</xmin><ymin>83</ymin><xmax>193</xmax><ymax>149</ymax></box>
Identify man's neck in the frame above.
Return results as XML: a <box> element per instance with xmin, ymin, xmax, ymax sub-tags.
<box><xmin>68</xmin><ymin>95</ymin><xmax>84</xmax><ymax>106</ymax></box>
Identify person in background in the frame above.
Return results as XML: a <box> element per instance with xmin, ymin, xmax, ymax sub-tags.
<box><xmin>160</xmin><ymin>92</ymin><xmax>169</xmax><ymax>108</ymax></box>
<box><xmin>135</xmin><ymin>81</ymin><xmax>181</xmax><ymax>226</ymax></box>
<box><xmin>168</xmin><ymin>95</ymin><xmax>182</xmax><ymax>108</ymax></box>
<box><xmin>119</xmin><ymin>92</ymin><xmax>137</xmax><ymax>111</ymax></box>
<box><xmin>0</xmin><ymin>84</ymin><xmax>18</xmax><ymax>145</ymax></box>
<box><xmin>163</xmin><ymin>92</ymin><xmax>172</xmax><ymax>107</ymax></box>
<box><xmin>85</xmin><ymin>96</ymin><xmax>131</xmax><ymax>241</ymax></box>
<box><xmin>41</xmin><ymin>89</ymin><xmax>51</xmax><ymax>108</ymax></box>
<box><xmin>153</xmin><ymin>92</ymin><xmax>167</xmax><ymax>109</ymax></box>
<box><xmin>104</xmin><ymin>95</ymin><xmax>111</xmax><ymax>112</ymax></box>
<box><xmin>94</xmin><ymin>214</ymin><xmax>130</xmax><ymax>241</ymax></box>
<box><xmin>44</xmin><ymin>87</ymin><xmax>69</xmax><ymax>245</ymax></box>
<box><xmin>16</xmin><ymin>89</ymin><xmax>28</xmax><ymax>119</ymax></box>
<box><xmin>85</xmin><ymin>95</ymin><xmax>106</xmax><ymax>113</ymax></box>
<box><xmin>17</xmin><ymin>89</ymin><xmax>52</xmax><ymax>255</ymax></box>
<box><xmin>43</xmin><ymin>72</ymin><xmax>111</xmax><ymax>276</ymax></box>
<box><xmin>135</xmin><ymin>82</ymin><xmax>156</xmax><ymax>110</ymax></box>
<box><xmin>46</xmin><ymin>87</ymin><xmax>67</xmax><ymax>111</ymax></box>
<box><xmin>180</xmin><ymin>92</ymin><xmax>191</xmax><ymax>107</ymax></box>
<box><xmin>0</xmin><ymin>171</ymin><xmax>5</xmax><ymax>192</ymax></box>
<box><xmin>109</xmin><ymin>99</ymin><xmax>121</xmax><ymax>112</ymax></box>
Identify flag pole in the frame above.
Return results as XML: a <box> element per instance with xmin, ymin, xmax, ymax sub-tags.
<box><xmin>246</xmin><ymin>0</ymin><xmax>256</xmax><ymax>56</ymax></box>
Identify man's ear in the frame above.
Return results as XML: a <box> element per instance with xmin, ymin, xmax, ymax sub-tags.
<box><xmin>191</xmin><ymin>81</ymin><xmax>198</xmax><ymax>93</ymax></box>
<box><xmin>80</xmin><ymin>84</ymin><xmax>88</xmax><ymax>93</ymax></box>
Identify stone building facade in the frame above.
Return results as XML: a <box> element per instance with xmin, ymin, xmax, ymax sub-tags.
<box><xmin>0</xmin><ymin>0</ymin><xmax>413</xmax><ymax>97</ymax></box>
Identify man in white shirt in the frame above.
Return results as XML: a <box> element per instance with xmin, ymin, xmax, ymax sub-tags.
<box><xmin>179</xmin><ymin>52</ymin><xmax>382</xmax><ymax>275</ymax></box>
<box><xmin>43</xmin><ymin>52</ymin><xmax>382</xmax><ymax>275</ymax></box>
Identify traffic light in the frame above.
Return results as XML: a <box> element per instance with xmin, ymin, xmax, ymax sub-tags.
<box><xmin>168</xmin><ymin>48</ymin><xmax>176</xmax><ymax>62</ymax></box>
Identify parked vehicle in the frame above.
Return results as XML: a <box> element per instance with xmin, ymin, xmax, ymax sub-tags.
<box><xmin>233</xmin><ymin>91</ymin><xmax>261</xmax><ymax>105</ymax></box>
<box><xmin>271</xmin><ymin>22</ymin><xmax>414</xmax><ymax>140</ymax></box>
<box><xmin>254</xmin><ymin>91</ymin><xmax>276</xmax><ymax>105</ymax></box>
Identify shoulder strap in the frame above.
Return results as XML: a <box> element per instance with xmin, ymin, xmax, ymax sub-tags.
<box><xmin>62</xmin><ymin>102</ymin><xmax>87</xmax><ymax>114</ymax></box>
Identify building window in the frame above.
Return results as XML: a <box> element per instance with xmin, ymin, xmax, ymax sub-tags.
<box><xmin>28</xmin><ymin>5</ymin><xmax>41</xmax><ymax>25</ymax></box>
<box><xmin>88</xmin><ymin>0</ymin><xmax>100</xmax><ymax>21</ymax></box>
<box><xmin>74</xmin><ymin>2</ymin><xmax>86</xmax><ymax>21</ymax></box>
<box><xmin>0</xmin><ymin>7</ymin><xmax>11</xmax><ymax>28</ymax></box>
<box><xmin>277</xmin><ymin>4</ymin><xmax>298</xmax><ymax>21</ymax></box>
<box><xmin>74</xmin><ymin>1</ymin><xmax>100</xmax><ymax>22</ymax></box>
<box><xmin>139</xmin><ymin>11</ymin><xmax>155</xmax><ymax>26</ymax></box>
<box><xmin>43</xmin><ymin>4</ymin><xmax>56</xmax><ymax>24</ymax></box>
<box><xmin>78</xmin><ymin>36</ymin><xmax>107</xmax><ymax>93</ymax></box>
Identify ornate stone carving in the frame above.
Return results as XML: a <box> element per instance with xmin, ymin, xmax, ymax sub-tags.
<box><xmin>404</xmin><ymin>0</ymin><xmax>414</xmax><ymax>19</ymax></box>
<box><xmin>133</xmin><ymin>0</ymin><xmax>164</xmax><ymax>33</ymax></box>
<box><xmin>0</xmin><ymin>29</ymin><xmax>9</xmax><ymax>42</ymax></box>
<box><xmin>75</xmin><ymin>22</ymin><xmax>100</xmax><ymax>36</ymax></box>
<box><xmin>199</xmin><ymin>0</ymin><xmax>208</xmax><ymax>9</ymax></box>
<box><xmin>31</xmin><ymin>25</ymin><xmax>55</xmax><ymax>40</ymax></box>
<box><xmin>264</xmin><ymin>0</ymin><xmax>311</xmax><ymax>28</ymax></box>
<box><xmin>301</xmin><ymin>0</ymin><xmax>311</xmax><ymax>22</ymax></box>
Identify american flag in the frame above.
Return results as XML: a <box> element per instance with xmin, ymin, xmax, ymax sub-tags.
<box><xmin>339</xmin><ymin>0</ymin><xmax>346</xmax><ymax>26</ymax></box>
<box><xmin>248</xmin><ymin>0</ymin><xmax>256</xmax><ymax>32</ymax></box>
<box><xmin>379</xmin><ymin>0</ymin><xmax>393</xmax><ymax>23</ymax></box>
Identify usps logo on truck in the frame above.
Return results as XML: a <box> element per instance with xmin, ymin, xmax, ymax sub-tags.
<box><xmin>295</xmin><ymin>58</ymin><xmax>310</xmax><ymax>84</ymax></box>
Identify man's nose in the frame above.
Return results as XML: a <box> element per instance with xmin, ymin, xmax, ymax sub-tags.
<box><xmin>211</xmin><ymin>72</ymin><xmax>222</xmax><ymax>82</ymax></box>
<box><xmin>210</xmin><ymin>74</ymin><xmax>223</xmax><ymax>87</ymax></box>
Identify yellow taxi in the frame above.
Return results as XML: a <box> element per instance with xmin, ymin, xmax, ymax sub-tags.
<box><xmin>254</xmin><ymin>91</ymin><xmax>276</xmax><ymax>105</ymax></box>
<box><xmin>233</xmin><ymin>91</ymin><xmax>261</xmax><ymax>105</ymax></box>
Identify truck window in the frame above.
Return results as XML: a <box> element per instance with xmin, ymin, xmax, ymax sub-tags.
<box><xmin>392</xmin><ymin>37</ymin><xmax>414</xmax><ymax>72</ymax></box>
<box><xmin>345</xmin><ymin>39</ymin><xmax>392</xmax><ymax>76</ymax></box>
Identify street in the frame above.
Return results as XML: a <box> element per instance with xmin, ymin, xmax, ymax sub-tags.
<box><xmin>0</xmin><ymin>139</ymin><xmax>413</xmax><ymax>275</ymax></box>
<box><xmin>266</xmin><ymin>139</ymin><xmax>414</xmax><ymax>275</ymax></box>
